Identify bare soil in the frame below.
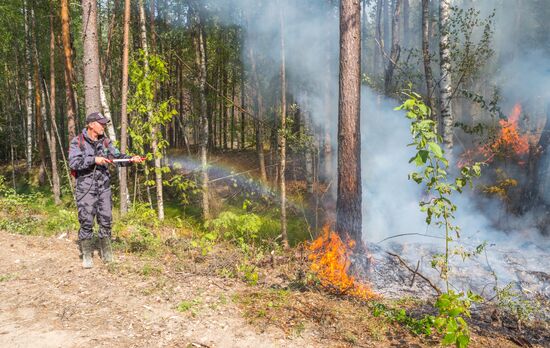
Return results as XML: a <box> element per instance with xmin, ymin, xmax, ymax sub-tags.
<box><xmin>0</xmin><ymin>231</ymin><xmax>311</xmax><ymax>348</ymax></box>
<box><xmin>0</xmin><ymin>230</ymin><xmax>546</xmax><ymax>348</ymax></box>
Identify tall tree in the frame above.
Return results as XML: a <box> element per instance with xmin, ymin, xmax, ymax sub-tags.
<box><xmin>384</xmin><ymin>0</ymin><xmax>402</xmax><ymax>95</ymax></box>
<box><xmin>49</xmin><ymin>0</ymin><xmax>61</xmax><ymax>204</ymax></box>
<box><xmin>374</xmin><ymin>0</ymin><xmax>384</xmax><ymax>74</ymax></box>
<box><xmin>138</xmin><ymin>0</ymin><xmax>164</xmax><ymax>220</ymax></box>
<box><xmin>439</xmin><ymin>0</ymin><xmax>453</xmax><ymax>149</ymax></box>
<box><xmin>82</xmin><ymin>0</ymin><xmax>101</xmax><ymax>115</ymax></box>
<box><xmin>248</xmin><ymin>41</ymin><xmax>268</xmax><ymax>182</ymax></box>
<box><xmin>193</xmin><ymin>5</ymin><xmax>210</xmax><ymax>220</ymax></box>
<box><xmin>403</xmin><ymin>0</ymin><xmax>410</xmax><ymax>48</ymax></box>
<box><xmin>336</xmin><ymin>0</ymin><xmax>362</xmax><ymax>243</ymax></box>
<box><xmin>119</xmin><ymin>0</ymin><xmax>131</xmax><ymax>215</ymax></box>
<box><xmin>61</xmin><ymin>0</ymin><xmax>77</xmax><ymax>141</ymax></box>
<box><xmin>422</xmin><ymin>0</ymin><xmax>436</xmax><ymax>115</ymax></box>
<box><xmin>279</xmin><ymin>3</ymin><xmax>289</xmax><ymax>249</ymax></box>
<box><xmin>24</xmin><ymin>0</ymin><xmax>33</xmax><ymax>172</ymax></box>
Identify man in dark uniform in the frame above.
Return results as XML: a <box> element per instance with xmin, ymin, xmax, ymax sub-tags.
<box><xmin>68</xmin><ymin>112</ymin><xmax>143</xmax><ymax>268</ymax></box>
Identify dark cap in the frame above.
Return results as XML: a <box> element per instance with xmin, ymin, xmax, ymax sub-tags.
<box><xmin>86</xmin><ymin>112</ymin><xmax>110</xmax><ymax>125</ymax></box>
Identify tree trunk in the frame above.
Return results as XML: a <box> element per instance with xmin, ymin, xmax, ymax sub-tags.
<box><xmin>61</xmin><ymin>0</ymin><xmax>77</xmax><ymax>141</ymax></box>
<box><xmin>248</xmin><ymin>43</ymin><xmax>268</xmax><ymax>182</ymax></box>
<box><xmin>49</xmin><ymin>1</ymin><xmax>61</xmax><ymax>204</ymax></box>
<box><xmin>34</xmin><ymin>64</ymin><xmax>46</xmax><ymax>184</ymax></box>
<box><xmin>336</xmin><ymin>0</ymin><xmax>362</xmax><ymax>243</ymax></box>
<box><xmin>240</xmin><ymin>64</ymin><xmax>246</xmax><ymax>149</ymax></box>
<box><xmin>193</xmin><ymin>8</ymin><xmax>210</xmax><ymax>220</ymax></box>
<box><xmin>120</xmin><ymin>0</ymin><xmax>131</xmax><ymax>215</ymax></box>
<box><xmin>279</xmin><ymin>4</ymin><xmax>289</xmax><ymax>249</ymax></box>
<box><xmin>422</xmin><ymin>0</ymin><xmax>436</xmax><ymax>116</ymax></box>
<box><xmin>82</xmin><ymin>0</ymin><xmax>101</xmax><ymax>116</ymax></box>
<box><xmin>439</xmin><ymin>0</ymin><xmax>453</xmax><ymax>150</ymax></box>
<box><xmin>231</xmin><ymin>66</ymin><xmax>236</xmax><ymax>150</ymax></box>
<box><xmin>99</xmin><ymin>77</ymin><xmax>117</xmax><ymax>143</ymax></box>
<box><xmin>24</xmin><ymin>0</ymin><xmax>33</xmax><ymax>172</ymax></box>
<box><xmin>403</xmin><ymin>0</ymin><xmax>410</xmax><ymax>48</ymax></box>
<box><xmin>373</xmin><ymin>0</ymin><xmax>383</xmax><ymax>74</ymax></box>
<box><xmin>384</xmin><ymin>0</ymin><xmax>402</xmax><ymax>95</ymax></box>
<box><xmin>139</xmin><ymin>0</ymin><xmax>164</xmax><ymax>221</ymax></box>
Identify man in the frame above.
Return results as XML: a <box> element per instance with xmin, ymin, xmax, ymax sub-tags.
<box><xmin>69</xmin><ymin>112</ymin><xmax>143</xmax><ymax>268</ymax></box>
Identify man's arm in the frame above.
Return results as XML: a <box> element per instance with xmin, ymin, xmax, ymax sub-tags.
<box><xmin>68</xmin><ymin>137</ymin><xmax>96</xmax><ymax>171</ymax></box>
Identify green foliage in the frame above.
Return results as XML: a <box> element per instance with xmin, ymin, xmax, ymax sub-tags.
<box><xmin>128</xmin><ymin>50</ymin><xmax>177</xmax><ymax>184</ymax></box>
<box><xmin>434</xmin><ymin>290</ymin><xmax>482</xmax><ymax>348</ymax></box>
<box><xmin>372</xmin><ymin>302</ymin><xmax>436</xmax><ymax>336</ymax></box>
<box><xmin>176</xmin><ymin>298</ymin><xmax>201</xmax><ymax>316</ymax></box>
<box><xmin>114</xmin><ymin>203</ymin><xmax>161</xmax><ymax>254</ymax></box>
<box><xmin>396</xmin><ymin>93</ymin><xmax>482</xmax><ymax>286</ymax></box>
<box><xmin>237</xmin><ymin>260</ymin><xmax>259</xmax><ymax>285</ymax></box>
<box><xmin>45</xmin><ymin>209</ymin><xmax>79</xmax><ymax>235</ymax></box>
<box><xmin>448</xmin><ymin>6</ymin><xmax>495</xmax><ymax>81</ymax></box>
<box><xmin>164</xmin><ymin>173</ymin><xmax>199</xmax><ymax>206</ymax></box>
<box><xmin>204</xmin><ymin>210</ymin><xmax>262</xmax><ymax>253</ymax></box>
<box><xmin>396</xmin><ymin>94</ymin><xmax>486</xmax><ymax>348</ymax></box>
<box><xmin>493</xmin><ymin>283</ymin><xmax>540</xmax><ymax>326</ymax></box>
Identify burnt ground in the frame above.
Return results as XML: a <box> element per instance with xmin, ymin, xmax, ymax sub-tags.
<box><xmin>1</xmin><ymin>230</ymin><xmax>548</xmax><ymax>348</ymax></box>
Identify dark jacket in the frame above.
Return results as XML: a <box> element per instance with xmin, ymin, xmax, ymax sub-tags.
<box><xmin>68</xmin><ymin>129</ymin><xmax>131</xmax><ymax>193</ymax></box>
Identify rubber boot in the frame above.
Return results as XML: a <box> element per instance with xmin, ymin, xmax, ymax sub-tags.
<box><xmin>99</xmin><ymin>238</ymin><xmax>113</xmax><ymax>263</ymax></box>
<box><xmin>81</xmin><ymin>239</ymin><xmax>93</xmax><ymax>269</ymax></box>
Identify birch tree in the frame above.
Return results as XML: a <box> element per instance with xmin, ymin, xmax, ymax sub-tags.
<box><xmin>439</xmin><ymin>0</ymin><xmax>453</xmax><ymax>150</ymax></box>
<box><xmin>138</xmin><ymin>0</ymin><xmax>164</xmax><ymax>220</ymax></box>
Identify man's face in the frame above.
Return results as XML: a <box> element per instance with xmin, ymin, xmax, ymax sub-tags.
<box><xmin>89</xmin><ymin>121</ymin><xmax>105</xmax><ymax>136</ymax></box>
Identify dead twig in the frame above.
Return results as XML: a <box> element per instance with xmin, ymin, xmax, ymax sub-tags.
<box><xmin>410</xmin><ymin>260</ymin><xmax>420</xmax><ymax>287</ymax></box>
<box><xmin>386</xmin><ymin>251</ymin><xmax>441</xmax><ymax>295</ymax></box>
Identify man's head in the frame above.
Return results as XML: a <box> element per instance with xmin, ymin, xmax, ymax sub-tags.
<box><xmin>86</xmin><ymin>112</ymin><xmax>109</xmax><ymax>138</ymax></box>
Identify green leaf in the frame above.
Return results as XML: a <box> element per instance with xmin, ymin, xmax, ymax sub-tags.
<box><xmin>442</xmin><ymin>332</ymin><xmax>458</xmax><ymax>345</ymax></box>
<box><xmin>428</xmin><ymin>142</ymin><xmax>444</xmax><ymax>158</ymax></box>
<box><xmin>457</xmin><ymin>334</ymin><xmax>470</xmax><ymax>348</ymax></box>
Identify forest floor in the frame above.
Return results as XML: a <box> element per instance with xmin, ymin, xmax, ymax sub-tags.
<box><xmin>1</xmin><ymin>229</ymin><xmax>547</xmax><ymax>348</ymax></box>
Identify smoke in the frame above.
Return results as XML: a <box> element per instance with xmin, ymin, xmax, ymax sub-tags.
<box><xmin>162</xmin><ymin>0</ymin><xmax>550</xmax><ymax>295</ymax></box>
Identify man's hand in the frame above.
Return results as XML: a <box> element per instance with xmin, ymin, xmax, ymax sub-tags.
<box><xmin>130</xmin><ymin>156</ymin><xmax>144</xmax><ymax>163</ymax></box>
<box><xmin>95</xmin><ymin>156</ymin><xmax>112</xmax><ymax>166</ymax></box>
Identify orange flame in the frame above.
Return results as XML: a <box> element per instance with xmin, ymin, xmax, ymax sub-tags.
<box><xmin>490</xmin><ymin>104</ymin><xmax>529</xmax><ymax>157</ymax></box>
<box><xmin>459</xmin><ymin>103</ymin><xmax>531</xmax><ymax>167</ymax></box>
<box><xmin>308</xmin><ymin>226</ymin><xmax>375</xmax><ymax>300</ymax></box>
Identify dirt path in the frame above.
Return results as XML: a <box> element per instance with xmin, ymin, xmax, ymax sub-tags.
<box><xmin>0</xmin><ymin>231</ymin><xmax>313</xmax><ymax>348</ymax></box>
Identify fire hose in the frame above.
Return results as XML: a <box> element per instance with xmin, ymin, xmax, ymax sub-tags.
<box><xmin>108</xmin><ymin>157</ymin><xmax>147</xmax><ymax>163</ymax></box>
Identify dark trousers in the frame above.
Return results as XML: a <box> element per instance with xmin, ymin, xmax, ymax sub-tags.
<box><xmin>76</xmin><ymin>187</ymin><xmax>112</xmax><ymax>240</ymax></box>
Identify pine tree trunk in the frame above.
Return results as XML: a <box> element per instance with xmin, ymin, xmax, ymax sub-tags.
<box><xmin>119</xmin><ymin>0</ymin><xmax>131</xmax><ymax>215</ymax></box>
<box><xmin>439</xmin><ymin>0</ymin><xmax>453</xmax><ymax>150</ymax></box>
<box><xmin>279</xmin><ymin>4</ymin><xmax>289</xmax><ymax>249</ymax></box>
<box><xmin>384</xmin><ymin>0</ymin><xmax>402</xmax><ymax>95</ymax></box>
<box><xmin>82</xmin><ymin>0</ymin><xmax>102</xmax><ymax>116</ymax></box>
<box><xmin>336</xmin><ymin>0</ymin><xmax>362</xmax><ymax>243</ymax></box>
<box><xmin>35</xmin><ymin>64</ymin><xmax>46</xmax><ymax>184</ymax></box>
<box><xmin>61</xmin><ymin>0</ymin><xmax>77</xmax><ymax>140</ymax></box>
<box><xmin>193</xmin><ymin>8</ymin><xmax>210</xmax><ymax>220</ymax></box>
<box><xmin>248</xmin><ymin>43</ymin><xmax>268</xmax><ymax>182</ymax></box>
<box><xmin>139</xmin><ymin>0</ymin><xmax>164</xmax><ymax>220</ymax></box>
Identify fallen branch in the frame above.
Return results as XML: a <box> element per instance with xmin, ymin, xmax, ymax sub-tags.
<box><xmin>386</xmin><ymin>251</ymin><xmax>441</xmax><ymax>295</ymax></box>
